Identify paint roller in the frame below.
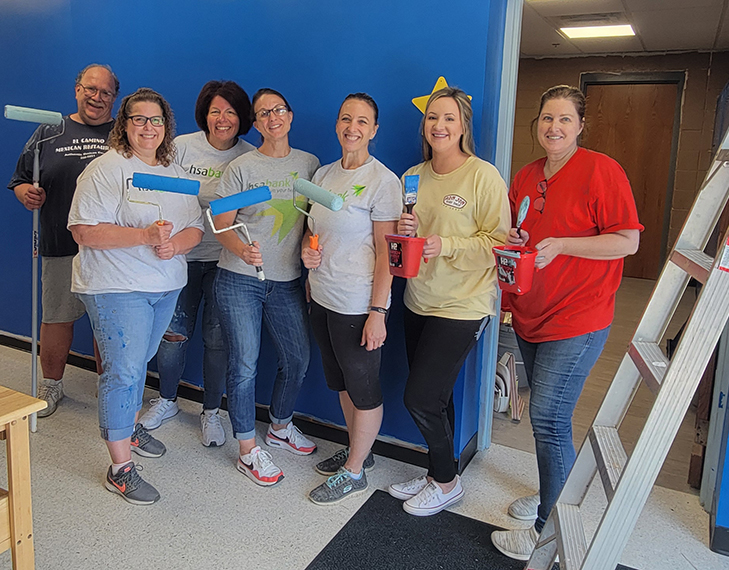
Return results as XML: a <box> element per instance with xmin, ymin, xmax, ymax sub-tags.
<box><xmin>4</xmin><ymin>105</ymin><xmax>65</xmax><ymax>432</ymax></box>
<box><xmin>207</xmin><ymin>186</ymin><xmax>272</xmax><ymax>280</ymax></box>
<box><xmin>129</xmin><ymin>172</ymin><xmax>200</xmax><ymax>225</ymax></box>
<box><xmin>292</xmin><ymin>178</ymin><xmax>343</xmax><ymax>251</ymax></box>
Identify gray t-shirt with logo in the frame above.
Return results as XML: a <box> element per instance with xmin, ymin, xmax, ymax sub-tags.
<box><xmin>308</xmin><ymin>156</ymin><xmax>402</xmax><ymax>315</ymax></box>
<box><xmin>216</xmin><ymin>148</ymin><xmax>320</xmax><ymax>282</ymax></box>
<box><xmin>174</xmin><ymin>131</ymin><xmax>255</xmax><ymax>262</ymax></box>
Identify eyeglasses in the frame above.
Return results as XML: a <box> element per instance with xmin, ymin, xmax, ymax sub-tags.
<box><xmin>78</xmin><ymin>83</ymin><xmax>116</xmax><ymax>102</ymax></box>
<box><xmin>535</xmin><ymin>179</ymin><xmax>548</xmax><ymax>214</ymax></box>
<box><xmin>255</xmin><ymin>105</ymin><xmax>288</xmax><ymax>119</ymax></box>
<box><xmin>128</xmin><ymin>115</ymin><xmax>165</xmax><ymax>127</ymax></box>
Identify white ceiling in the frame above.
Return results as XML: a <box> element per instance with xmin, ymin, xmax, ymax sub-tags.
<box><xmin>521</xmin><ymin>0</ymin><xmax>729</xmax><ymax>57</ymax></box>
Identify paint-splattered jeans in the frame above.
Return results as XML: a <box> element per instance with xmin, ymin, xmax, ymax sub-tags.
<box><xmin>156</xmin><ymin>261</ymin><xmax>226</xmax><ymax>409</ymax></box>
<box><xmin>78</xmin><ymin>290</ymin><xmax>180</xmax><ymax>442</ymax></box>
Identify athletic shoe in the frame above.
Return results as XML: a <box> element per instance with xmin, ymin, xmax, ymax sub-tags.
<box><xmin>237</xmin><ymin>446</ymin><xmax>284</xmax><ymax>486</ymax></box>
<box><xmin>309</xmin><ymin>467</ymin><xmax>368</xmax><ymax>505</ymax></box>
<box><xmin>37</xmin><ymin>379</ymin><xmax>63</xmax><ymax>418</ymax></box>
<box><xmin>388</xmin><ymin>475</ymin><xmax>428</xmax><ymax>500</ymax></box>
<box><xmin>265</xmin><ymin>422</ymin><xmax>317</xmax><ymax>455</ymax></box>
<box><xmin>139</xmin><ymin>397</ymin><xmax>179</xmax><ymax>430</ymax></box>
<box><xmin>508</xmin><ymin>493</ymin><xmax>540</xmax><ymax>521</ymax></box>
<box><xmin>104</xmin><ymin>462</ymin><xmax>160</xmax><ymax>505</ymax></box>
<box><xmin>491</xmin><ymin>527</ymin><xmax>540</xmax><ymax>561</ymax></box>
<box><xmin>403</xmin><ymin>477</ymin><xmax>464</xmax><ymax>516</ymax></box>
<box><xmin>130</xmin><ymin>423</ymin><xmax>166</xmax><ymax>458</ymax></box>
<box><xmin>315</xmin><ymin>447</ymin><xmax>375</xmax><ymax>476</ymax></box>
<box><xmin>200</xmin><ymin>409</ymin><xmax>226</xmax><ymax>447</ymax></box>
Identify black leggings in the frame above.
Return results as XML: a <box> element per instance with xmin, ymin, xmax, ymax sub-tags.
<box><xmin>309</xmin><ymin>300</ymin><xmax>383</xmax><ymax>410</ymax></box>
<box><xmin>403</xmin><ymin>308</ymin><xmax>487</xmax><ymax>483</ymax></box>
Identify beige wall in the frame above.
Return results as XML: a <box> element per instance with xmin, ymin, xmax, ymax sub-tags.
<box><xmin>511</xmin><ymin>52</ymin><xmax>729</xmax><ymax>248</ymax></box>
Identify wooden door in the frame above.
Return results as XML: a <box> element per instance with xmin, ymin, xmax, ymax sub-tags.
<box><xmin>582</xmin><ymin>83</ymin><xmax>677</xmax><ymax>280</ymax></box>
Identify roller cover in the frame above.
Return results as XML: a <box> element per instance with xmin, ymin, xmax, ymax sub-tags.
<box><xmin>5</xmin><ymin>105</ymin><xmax>63</xmax><ymax>126</ymax></box>
<box><xmin>132</xmin><ymin>173</ymin><xmax>200</xmax><ymax>196</ymax></box>
<box><xmin>293</xmin><ymin>178</ymin><xmax>343</xmax><ymax>211</ymax></box>
<box><xmin>209</xmin><ymin>186</ymin><xmax>272</xmax><ymax>215</ymax></box>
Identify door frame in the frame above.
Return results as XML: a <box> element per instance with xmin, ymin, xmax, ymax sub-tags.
<box><xmin>580</xmin><ymin>72</ymin><xmax>685</xmax><ymax>267</ymax></box>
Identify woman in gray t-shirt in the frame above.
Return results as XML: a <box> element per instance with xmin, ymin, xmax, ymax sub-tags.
<box><xmin>213</xmin><ymin>88</ymin><xmax>320</xmax><ymax>487</ymax></box>
<box><xmin>302</xmin><ymin>93</ymin><xmax>401</xmax><ymax>505</ymax></box>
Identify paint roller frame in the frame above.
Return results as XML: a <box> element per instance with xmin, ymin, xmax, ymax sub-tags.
<box><xmin>292</xmin><ymin>178</ymin><xmax>343</xmax><ymax>251</ymax></box>
<box><xmin>207</xmin><ymin>186</ymin><xmax>272</xmax><ymax>281</ymax></box>
<box><xmin>4</xmin><ymin>104</ymin><xmax>65</xmax><ymax>433</ymax></box>
<box><xmin>128</xmin><ymin>172</ymin><xmax>200</xmax><ymax>225</ymax></box>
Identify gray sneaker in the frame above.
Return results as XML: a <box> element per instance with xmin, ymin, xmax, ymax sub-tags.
<box><xmin>130</xmin><ymin>423</ymin><xmax>166</xmax><ymax>458</ymax></box>
<box><xmin>309</xmin><ymin>467</ymin><xmax>368</xmax><ymax>505</ymax></box>
<box><xmin>508</xmin><ymin>493</ymin><xmax>540</xmax><ymax>521</ymax></box>
<box><xmin>37</xmin><ymin>379</ymin><xmax>63</xmax><ymax>418</ymax></box>
<box><xmin>315</xmin><ymin>447</ymin><xmax>375</xmax><ymax>476</ymax></box>
<box><xmin>105</xmin><ymin>462</ymin><xmax>160</xmax><ymax>505</ymax></box>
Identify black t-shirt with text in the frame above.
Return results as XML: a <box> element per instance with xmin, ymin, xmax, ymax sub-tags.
<box><xmin>7</xmin><ymin>116</ymin><xmax>114</xmax><ymax>257</ymax></box>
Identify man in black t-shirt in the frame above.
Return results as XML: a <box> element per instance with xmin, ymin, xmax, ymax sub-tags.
<box><xmin>8</xmin><ymin>63</ymin><xmax>119</xmax><ymax>417</ymax></box>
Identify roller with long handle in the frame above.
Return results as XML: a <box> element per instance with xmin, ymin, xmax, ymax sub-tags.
<box><xmin>292</xmin><ymin>178</ymin><xmax>343</xmax><ymax>252</ymax></box>
<box><xmin>128</xmin><ymin>173</ymin><xmax>201</xmax><ymax>225</ymax></box>
<box><xmin>5</xmin><ymin>105</ymin><xmax>65</xmax><ymax>433</ymax></box>
<box><xmin>207</xmin><ymin>187</ymin><xmax>272</xmax><ymax>280</ymax></box>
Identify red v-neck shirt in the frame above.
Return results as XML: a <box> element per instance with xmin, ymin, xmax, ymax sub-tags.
<box><xmin>504</xmin><ymin>147</ymin><xmax>643</xmax><ymax>342</ymax></box>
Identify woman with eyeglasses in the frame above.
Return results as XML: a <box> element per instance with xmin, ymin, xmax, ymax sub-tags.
<box><xmin>68</xmin><ymin>88</ymin><xmax>204</xmax><ymax>505</ymax></box>
<box><xmin>302</xmin><ymin>93</ymin><xmax>401</xmax><ymax>505</ymax></box>
<box><xmin>141</xmin><ymin>81</ymin><xmax>255</xmax><ymax>448</ymax></box>
<box><xmin>490</xmin><ymin>85</ymin><xmax>642</xmax><ymax>561</ymax></box>
<box><xmin>388</xmin><ymin>87</ymin><xmax>510</xmax><ymax>516</ymax></box>
<box><xmin>213</xmin><ymin>88</ymin><xmax>320</xmax><ymax>487</ymax></box>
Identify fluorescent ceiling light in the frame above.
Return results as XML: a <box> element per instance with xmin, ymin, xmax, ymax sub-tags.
<box><xmin>560</xmin><ymin>24</ymin><xmax>635</xmax><ymax>39</ymax></box>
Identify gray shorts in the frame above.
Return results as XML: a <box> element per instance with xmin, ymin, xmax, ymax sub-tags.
<box><xmin>41</xmin><ymin>256</ymin><xmax>86</xmax><ymax>324</ymax></box>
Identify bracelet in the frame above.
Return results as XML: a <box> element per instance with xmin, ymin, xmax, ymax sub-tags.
<box><xmin>370</xmin><ymin>306</ymin><xmax>387</xmax><ymax>315</ymax></box>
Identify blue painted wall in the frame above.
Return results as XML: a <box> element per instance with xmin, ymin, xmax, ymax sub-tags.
<box><xmin>0</xmin><ymin>0</ymin><xmax>508</xmax><ymax>452</ymax></box>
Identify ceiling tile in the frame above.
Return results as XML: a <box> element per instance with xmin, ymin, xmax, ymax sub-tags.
<box><xmin>633</xmin><ymin>9</ymin><xmax>723</xmax><ymax>51</ymax></box>
<box><xmin>520</xmin><ymin>4</ymin><xmax>583</xmax><ymax>57</ymax></box>
<box><xmin>627</xmin><ymin>0</ymin><xmax>722</xmax><ymax>11</ymax></box>
<box><xmin>526</xmin><ymin>0</ymin><xmax>625</xmax><ymax>17</ymax></box>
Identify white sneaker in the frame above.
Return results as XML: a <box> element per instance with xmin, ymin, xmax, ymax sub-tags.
<box><xmin>491</xmin><ymin>526</ymin><xmax>540</xmax><ymax>561</ymax></box>
<box><xmin>237</xmin><ymin>446</ymin><xmax>284</xmax><ymax>486</ymax></box>
<box><xmin>265</xmin><ymin>422</ymin><xmax>317</xmax><ymax>455</ymax></box>
<box><xmin>403</xmin><ymin>477</ymin><xmax>464</xmax><ymax>516</ymax></box>
<box><xmin>200</xmin><ymin>409</ymin><xmax>226</xmax><ymax>447</ymax></box>
<box><xmin>508</xmin><ymin>493</ymin><xmax>540</xmax><ymax>521</ymax></box>
<box><xmin>388</xmin><ymin>475</ymin><xmax>428</xmax><ymax>500</ymax></box>
<box><xmin>37</xmin><ymin>379</ymin><xmax>63</xmax><ymax>418</ymax></box>
<box><xmin>139</xmin><ymin>397</ymin><xmax>179</xmax><ymax>430</ymax></box>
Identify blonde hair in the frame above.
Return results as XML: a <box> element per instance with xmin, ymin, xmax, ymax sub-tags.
<box><xmin>420</xmin><ymin>87</ymin><xmax>475</xmax><ymax>161</ymax></box>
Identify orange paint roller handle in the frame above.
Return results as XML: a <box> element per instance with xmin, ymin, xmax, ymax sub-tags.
<box><xmin>309</xmin><ymin>234</ymin><xmax>319</xmax><ymax>250</ymax></box>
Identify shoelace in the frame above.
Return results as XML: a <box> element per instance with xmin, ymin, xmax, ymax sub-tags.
<box><xmin>202</xmin><ymin>412</ymin><xmax>222</xmax><ymax>430</ymax></box>
<box><xmin>133</xmin><ymin>425</ymin><xmax>153</xmax><ymax>446</ymax></box>
<box><xmin>328</xmin><ymin>448</ymin><xmax>349</xmax><ymax>464</ymax></box>
<box><xmin>253</xmin><ymin>449</ymin><xmax>276</xmax><ymax>472</ymax></box>
<box><xmin>415</xmin><ymin>482</ymin><xmax>440</xmax><ymax>504</ymax></box>
<box><xmin>286</xmin><ymin>424</ymin><xmax>309</xmax><ymax>446</ymax></box>
<box><xmin>39</xmin><ymin>384</ymin><xmax>61</xmax><ymax>400</ymax></box>
<box><xmin>401</xmin><ymin>476</ymin><xmax>426</xmax><ymax>492</ymax></box>
<box><xmin>149</xmin><ymin>397</ymin><xmax>173</xmax><ymax>412</ymax></box>
<box><xmin>115</xmin><ymin>463</ymin><xmax>144</xmax><ymax>491</ymax></box>
<box><xmin>326</xmin><ymin>470</ymin><xmax>351</xmax><ymax>489</ymax></box>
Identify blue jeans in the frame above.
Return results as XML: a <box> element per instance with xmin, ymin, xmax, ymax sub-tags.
<box><xmin>516</xmin><ymin>326</ymin><xmax>610</xmax><ymax>533</ymax></box>
<box><xmin>156</xmin><ymin>261</ymin><xmax>226</xmax><ymax>409</ymax></box>
<box><xmin>214</xmin><ymin>269</ymin><xmax>310</xmax><ymax>440</ymax></box>
<box><xmin>78</xmin><ymin>290</ymin><xmax>181</xmax><ymax>442</ymax></box>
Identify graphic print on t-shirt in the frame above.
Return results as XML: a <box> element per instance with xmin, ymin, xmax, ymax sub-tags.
<box><xmin>252</xmin><ymin>171</ymin><xmax>307</xmax><ymax>244</ymax></box>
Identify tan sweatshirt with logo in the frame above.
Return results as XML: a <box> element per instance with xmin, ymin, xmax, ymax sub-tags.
<box><xmin>402</xmin><ymin>156</ymin><xmax>510</xmax><ymax>320</ymax></box>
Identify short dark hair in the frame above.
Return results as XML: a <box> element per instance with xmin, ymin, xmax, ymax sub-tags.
<box><xmin>75</xmin><ymin>64</ymin><xmax>119</xmax><ymax>96</ymax></box>
<box><xmin>194</xmin><ymin>80</ymin><xmax>252</xmax><ymax>137</ymax></box>
<box><xmin>251</xmin><ymin>88</ymin><xmax>293</xmax><ymax>123</ymax></box>
<box><xmin>339</xmin><ymin>92</ymin><xmax>379</xmax><ymax>124</ymax></box>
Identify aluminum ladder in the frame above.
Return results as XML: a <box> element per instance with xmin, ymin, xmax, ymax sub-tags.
<box><xmin>526</xmin><ymin>131</ymin><xmax>729</xmax><ymax>570</ymax></box>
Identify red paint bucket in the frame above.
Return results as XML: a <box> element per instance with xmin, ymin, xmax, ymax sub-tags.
<box><xmin>492</xmin><ymin>245</ymin><xmax>538</xmax><ymax>295</ymax></box>
<box><xmin>386</xmin><ymin>235</ymin><xmax>426</xmax><ymax>278</ymax></box>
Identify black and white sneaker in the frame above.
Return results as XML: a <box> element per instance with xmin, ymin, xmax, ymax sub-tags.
<box><xmin>315</xmin><ymin>447</ymin><xmax>375</xmax><ymax>476</ymax></box>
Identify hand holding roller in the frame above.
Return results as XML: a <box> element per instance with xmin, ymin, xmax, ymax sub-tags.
<box><xmin>292</xmin><ymin>178</ymin><xmax>343</xmax><ymax>252</ymax></box>
<box><xmin>208</xmin><ymin>186</ymin><xmax>272</xmax><ymax>280</ymax></box>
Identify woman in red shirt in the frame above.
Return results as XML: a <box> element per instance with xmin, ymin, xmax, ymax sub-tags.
<box><xmin>491</xmin><ymin>85</ymin><xmax>643</xmax><ymax>561</ymax></box>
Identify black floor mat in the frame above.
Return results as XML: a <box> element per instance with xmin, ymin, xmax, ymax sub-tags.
<box><xmin>306</xmin><ymin>490</ymin><xmax>637</xmax><ymax>570</ymax></box>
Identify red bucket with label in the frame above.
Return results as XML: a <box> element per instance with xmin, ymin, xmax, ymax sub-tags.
<box><xmin>493</xmin><ymin>245</ymin><xmax>538</xmax><ymax>295</ymax></box>
<box><xmin>386</xmin><ymin>235</ymin><xmax>426</xmax><ymax>278</ymax></box>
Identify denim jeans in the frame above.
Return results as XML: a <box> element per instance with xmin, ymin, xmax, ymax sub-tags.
<box><xmin>78</xmin><ymin>290</ymin><xmax>181</xmax><ymax>442</ymax></box>
<box><xmin>214</xmin><ymin>269</ymin><xmax>310</xmax><ymax>440</ymax></box>
<box><xmin>156</xmin><ymin>261</ymin><xmax>226</xmax><ymax>409</ymax></box>
<box><xmin>516</xmin><ymin>326</ymin><xmax>610</xmax><ymax>533</ymax></box>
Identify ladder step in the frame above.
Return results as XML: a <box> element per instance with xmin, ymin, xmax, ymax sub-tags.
<box><xmin>628</xmin><ymin>341</ymin><xmax>668</xmax><ymax>394</ymax></box>
<box><xmin>671</xmin><ymin>248</ymin><xmax>713</xmax><ymax>283</ymax></box>
<box><xmin>555</xmin><ymin>503</ymin><xmax>587</xmax><ymax>570</ymax></box>
<box><xmin>589</xmin><ymin>425</ymin><xmax>628</xmax><ymax>501</ymax></box>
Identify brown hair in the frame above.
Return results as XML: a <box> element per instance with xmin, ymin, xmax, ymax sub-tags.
<box><xmin>530</xmin><ymin>85</ymin><xmax>586</xmax><ymax>141</ymax></box>
<box><xmin>109</xmin><ymin>87</ymin><xmax>176</xmax><ymax>167</ymax></box>
<box><xmin>420</xmin><ymin>87</ymin><xmax>475</xmax><ymax>161</ymax></box>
